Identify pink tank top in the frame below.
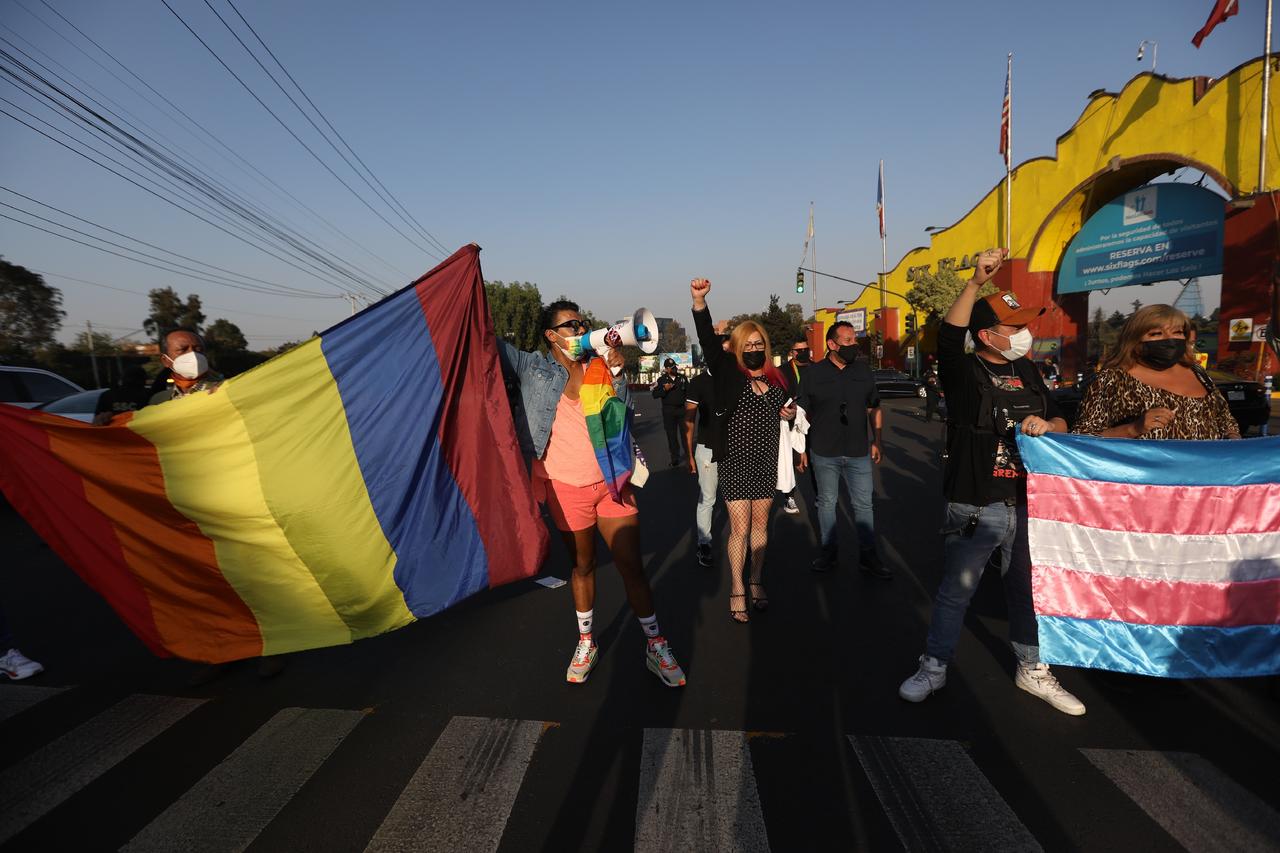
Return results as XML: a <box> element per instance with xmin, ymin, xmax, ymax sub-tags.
<box><xmin>533</xmin><ymin>392</ymin><xmax>603</xmax><ymax>486</ymax></box>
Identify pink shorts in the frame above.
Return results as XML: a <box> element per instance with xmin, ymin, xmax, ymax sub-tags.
<box><xmin>533</xmin><ymin>475</ymin><xmax>638</xmax><ymax>532</ymax></box>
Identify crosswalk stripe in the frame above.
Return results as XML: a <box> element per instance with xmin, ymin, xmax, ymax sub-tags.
<box><xmin>635</xmin><ymin>728</ymin><xmax>770</xmax><ymax>853</ymax></box>
<box><xmin>848</xmin><ymin>735</ymin><xmax>1042</xmax><ymax>853</ymax></box>
<box><xmin>0</xmin><ymin>685</ymin><xmax>67</xmax><ymax>723</ymax></box>
<box><xmin>0</xmin><ymin>693</ymin><xmax>204</xmax><ymax>844</ymax></box>
<box><xmin>122</xmin><ymin>707</ymin><xmax>365</xmax><ymax>853</ymax></box>
<box><xmin>1081</xmin><ymin>748</ymin><xmax>1280</xmax><ymax>852</ymax></box>
<box><xmin>364</xmin><ymin>715</ymin><xmax>547</xmax><ymax>853</ymax></box>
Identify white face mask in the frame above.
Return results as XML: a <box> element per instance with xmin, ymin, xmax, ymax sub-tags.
<box><xmin>985</xmin><ymin>328</ymin><xmax>1033</xmax><ymax>361</ymax></box>
<box><xmin>167</xmin><ymin>350</ymin><xmax>209</xmax><ymax>379</ymax></box>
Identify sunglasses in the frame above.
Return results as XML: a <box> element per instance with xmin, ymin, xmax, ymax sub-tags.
<box><xmin>551</xmin><ymin>319</ymin><xmax>588</xmax><ymax>333</ymax></box>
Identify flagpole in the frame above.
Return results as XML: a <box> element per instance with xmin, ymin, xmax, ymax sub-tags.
<box><xmin>879</xmin><ymin>159</ymin><xmax>887</xmax><ymax>307</ymax></box>
<box><xmin>811</xmin><ymin>202</ymin><xmax>817</xmax><ymax>317</ymax></box>
<box><xmin>1261</xmin><ymin>0</ymin><xmax>1273</xmax><ymax>193</ymax></box>
<box><xmin>1006</xmin><ymin>52</ymin><xmax>1013</xmax><ymax>252</ymax></box>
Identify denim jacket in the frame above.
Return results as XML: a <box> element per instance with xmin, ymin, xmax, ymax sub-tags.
<box><xmin>496</xmin><ymin>341</ymin><xmax>632</xmax><ymax>460</ymax></box>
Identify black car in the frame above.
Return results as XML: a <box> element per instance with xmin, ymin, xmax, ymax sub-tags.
<box><xmin>873</xmin><ymin>369</ymin><xmax>926</xmax><ymax>399</ymax></box>
<box><xmin>1052</xmin><ymin>370</ymin><xmax>1270</xmax><ymax>434</ymax></box>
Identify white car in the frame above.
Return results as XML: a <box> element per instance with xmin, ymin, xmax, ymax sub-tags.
<box><xmin>35</xmin><ymin>388</ymin><xmax>107</xmax><ymax>423</ymax></box>
<box><xmin>0</xmin><ymin>366</ymin><xmax>84</xmax><ymax>408</ymax></box>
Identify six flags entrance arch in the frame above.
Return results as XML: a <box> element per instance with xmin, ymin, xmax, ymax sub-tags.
<box><xmin>821</xmin><ymin>55</ymin><xmax>1280</xmax><ymax>379</ymax></box>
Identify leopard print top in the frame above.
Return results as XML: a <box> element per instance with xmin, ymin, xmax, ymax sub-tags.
<box><xmin>1072</xmin><ymin>368</ymin><xmax>1240</xmax><ymax>440</ymax></box>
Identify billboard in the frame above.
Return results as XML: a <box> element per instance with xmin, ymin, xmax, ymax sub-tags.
<box><xmin>1058</xmin><ymin>184</ymin><xmax>1224</xmax><ymax>294</ymax></box>
<box><xmin>837</xmin><ymin>308</ymin><xmax>867</xmax><ymax>338</ymax></box>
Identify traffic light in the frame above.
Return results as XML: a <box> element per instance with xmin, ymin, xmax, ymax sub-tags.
<box><xmin>795</xmin><ymin>269</ymin><xmax>805</xmax><ymax>293</ymax></box>
<box><xmin>905</xmin><ymin>314</ymin><xmax>917</xmax><ymax>335</ymax></box>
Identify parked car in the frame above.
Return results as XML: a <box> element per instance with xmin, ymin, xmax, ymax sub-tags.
<box><xmin>35</xmin><ymin>388</ymin><xmax>107</xmax><ymax>423</ymax></box>
<box><xmin>1052</xmin><ymin>370</ymin><xmax>1269</xmax><ymax>434</ymax></box>
<box><xmin>0</xmin><ymin>366</ymin><xmax>84</xmax><ymax>408</ymax></box>
<box><xmin>873</xmin><ymin>369</ymin><xmax>926</xmax><ymax>399</ymax></box>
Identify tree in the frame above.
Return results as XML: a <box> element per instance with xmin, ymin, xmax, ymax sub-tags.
<box><xmin>205</xmin><ymin>318</ymin><xmax>248</xmax><ymax>354</ymax></box>
<box><xmin>485</xmin><ymin>280</ymin><xmax>543</xmax><ymax>351</ymax></box>
<box><xmin>1106</xmin><ymin>310</ymin><xmax>1127</xmax><ymax>329</ymax></box>
<box><xmin>143</xmin><ymin>287</ymin><xmax>205</xmax><ymax>342</ymax></box>
<box><xmin>0</xmin><ymin>258</ymin><xmax>65</xmax><ymax>360</ymax></box>
<box><xmin>661</xmin><ymin>318</ymin><xmax>688</xmax><ymax>354</ymax></box>
<box><xmin>1087</xmin><ymin>306</ymin><xmax>1120</xmax><ymax>364</ymax></box>
<box><xmin>71</xmin><ymin>329</ymin><xmax>118</xmax><ymax>354</ymax></box>
<box><xmin>904</xmin><ymin>267</ymin><xmax>996</xmax><ymax>319</ymax></box>
<box><xmin>759</xmin><ymin>294</ymin><xmax>804</xmax><ymax>355</ymax></box>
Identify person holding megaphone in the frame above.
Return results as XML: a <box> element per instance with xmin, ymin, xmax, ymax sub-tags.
<box><xmin>691</xmin><ymin>278</ymin><xmax>796</xmax><ymax>622</ymax></box>
<box><xmin>496</xmin><ymin>300</ymin><xmax>686</xmax><ymax>689</ymax></box>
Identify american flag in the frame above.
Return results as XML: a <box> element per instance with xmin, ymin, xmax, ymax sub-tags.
<box><xmin>876</xmin><ymin>160</ymin><xmax>885</xmax><ymax>239</ymax></box>
<box><xmin>999</xmin><ymin>53</ymin><xmax>1011</xmax><ymax>166</ymax></box>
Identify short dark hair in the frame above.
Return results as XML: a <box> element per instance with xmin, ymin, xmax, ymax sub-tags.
<box><xmin>792</xmin><ymin>336</ymin><xmax>809</xmax><ymax>347</ymax></box>
<box><xmin>539</xmin><ymin>300</ymin><xmax>579</xmax><ymax>333</ymax></box>
<box><xmin>826</xmin><ymin>321</ymin><xmax>854</xmax><ymax>343</ymax></box>
<box><xmin>162</xmin><ymin>327</ymin><xmax>203</xmax><ymax>354</ymax></box>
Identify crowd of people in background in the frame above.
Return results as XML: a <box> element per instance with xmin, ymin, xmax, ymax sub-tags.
<box><xmin>5</xmin><ymin>251</ymin><xmax>1250</xmax><ymax>706</ymax></box>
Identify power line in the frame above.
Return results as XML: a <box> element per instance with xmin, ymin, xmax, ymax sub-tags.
<box><xmin>0</xmin><ymin>210</ymin><xmax>342</xmax><ymax>300</ymax></box>
<box><xmin>209</xmin><ymin>0</ymin><xmax>451</xmax><ymax>256</ymax></box>
<box><xmin>0</xmin><ymin>29</ymin><xmax>399</xmax><ymax>293</ymax></box>
<box><xmin>0</xmin><ymin>91</ymin><xmax>383</xmax><ymax>298</ymax></box>
<box><xmin>157</xmin><ymin>0</ymin><xmax>443</xmax><ymax>262</ymax></box>
<box><xmin>0</xmin><ymin>48</ymin><xmax>390</xmax><ymax>297</ymax></box>
<box><xmin>1</xmin><ymin>185</ymin><xmax>340</xmax><ymax>298</ymax></box>
<box><xmin>16</xmin><ymin>0</ymin><xmax>412</xmax><ymax>281</ymax></box>
<box><xmin>34</xmin><ymin>268</ymin><xmax>334</xmax><ymax>322</ymax></box>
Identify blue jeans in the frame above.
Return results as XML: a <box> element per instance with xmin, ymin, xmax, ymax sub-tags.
<box><xmin>694</xmin><ymin>444</ymin><xmax>718</xmax><ymax>546</ymax></box>
<box><xmin>811</xmin><ymin>452</ymin><xmax>876</xmax><ymax>557</ymax></box>
<box><xmin>924</xmin><ymin>500</ymin><xmax>1039</xmax><ymax>665</ymax></box>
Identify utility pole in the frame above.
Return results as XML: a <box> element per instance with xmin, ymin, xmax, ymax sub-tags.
<box><xmin>86</xmin><ymin>320</ymin><xmax>100</xmax><ymax>388</ymax></box>
<box><xmin>1261</xmin><ymin>0</ymin><xmax>1274</xmax><ymax>193</ymax></box>
<box><xmin>343</xmin><ymin>293</ymin><xmax>359</xmax><ymax>316</ymax></box>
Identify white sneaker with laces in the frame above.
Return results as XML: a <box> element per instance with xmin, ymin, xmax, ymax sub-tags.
<box><xmin>0</xmin><ymin>648</ymin><xmax>44</xmax><ymax>681</ymax></box>
<box><xmin>783</xmin><ymin>496</ymin><xmax>800</xmax><ymax>514</ymax></box>
<box><xmin>898</xmin><ymin>655</ymin><xmax>947</xmax><ymax>702</ymax></box>
<box><xmin>645</xmin><ymin>637</ymin><xmax>686</xmax><ymax>687</ymax></box>
<box><xmin>566</xmin><ymin>637</ymin><xmax>598</xmax><ymax>684</ymax></box>
<box><xmin>1015</xmin><ymin>662</ymin><xmax>1086</xmax><ymax>716</ymax></box>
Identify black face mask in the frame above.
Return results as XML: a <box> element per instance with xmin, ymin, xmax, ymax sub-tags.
<box><xmin>793</xmin><ymin>350</ymin><xmax>811</xmax><ymax>364</ymax></box>
<box><xmin>835</xmin><ymin>344</ymin><xmax>859</xmax><ymax>363</ymax></box>
<box><xmin>742</xmin><ymin>351</ymin><xmax>766</xmax><ymax>370</ymax></box>
<box><xmin>1139</xmin><ymin>338</ymin><xmax>1186</xmax><ymax>370</ymax></box>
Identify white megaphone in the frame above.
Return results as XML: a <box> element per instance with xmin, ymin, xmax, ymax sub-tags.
<box><xmin>573</xmin><ymin>308</ymin><xmax>658</xmax><ymax>375</ymax></box>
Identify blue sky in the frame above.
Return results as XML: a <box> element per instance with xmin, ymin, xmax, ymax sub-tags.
<box><xmin>0</xmin><ymin>0</ymin><xmax>1257</xmax><ymax>348</ymax></box>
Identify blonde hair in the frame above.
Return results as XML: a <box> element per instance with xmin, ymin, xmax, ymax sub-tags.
<box><xmin>1102</xmin><ymin>304</ymin><xmax>1194</xmax><ymax>371</ymax></box>
<box><xmin>728</xmin><ymin>320</ymin><xmax>784</xmax><ymax>384</ymax></box>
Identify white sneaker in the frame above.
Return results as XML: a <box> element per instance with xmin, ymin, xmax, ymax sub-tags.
<box><xmin>899</xmin><ymin>655</ymin><xmax>947</xmax><ymax>702</ymax></box>
<box><xmin>0</xmin><ymin>648</ymin><xmax>44</xmax><ymax>681</ymax></box>
<box><xmin>645</xmin><ymin>637</ymin><xmax>686</xmax><ymax>687</ymax></box>
<box><xmin>1015</xmin><ymin>662</ymin><xmax>1086</xmax><ymax>716</ymax></box>
<box><xmin>566</xmin><ymin>636</ymin><xmax>598</xmax><ymax>684</ymax></box>
<box><xmin>783</xmin><ymin>496</ymin><xmax>800</xmax><ymax>514</ymax></box>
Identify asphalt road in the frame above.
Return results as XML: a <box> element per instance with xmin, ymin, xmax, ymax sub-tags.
<box><xmin>2</xmin><ymin>395</ymin><xmax>1278</xmax><ymax>852</ymax></box>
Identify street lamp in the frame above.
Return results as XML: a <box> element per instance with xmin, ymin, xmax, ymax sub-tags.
<box><xmin>1136</xmin><ymin>40</ymin><xmax>1157</xmax><ymax>73</ymax></box>
<box><xmin>924</xmin><ymin>225</ymin><xmax>946</xmax><ymax>233</ymax></box>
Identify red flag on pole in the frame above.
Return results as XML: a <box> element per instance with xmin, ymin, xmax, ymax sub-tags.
<box><xmin>999</xmin><ymin>54</ymin><xmax>1012</xmax><ymax>166</ymax></box>
<box><xmin>1193</xmin><ymin>0</ymin><xmax>1239</xmax><ymax>48</ymax></box>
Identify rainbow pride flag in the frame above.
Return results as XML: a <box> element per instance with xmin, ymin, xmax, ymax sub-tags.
<box><xmin>1019</xmin><ymin>432</ymin><xmax>1280</xmax><ymax>679</ymax></box>
<box><xmin>579</xmin><ymin>356</ymin><xmax>633</xmax><ymax>501</ymax></box>
<box><xmin>0</xmin><ymin>246</ymin><xmax>548</xmax><ymax>663</ymax></box>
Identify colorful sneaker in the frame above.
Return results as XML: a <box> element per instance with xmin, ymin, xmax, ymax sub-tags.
<box><xmin>0</xmin><ymin>648</ymin><xmax>44</xmax><ymax>681</ymax></box>
<box><xmin>645</xmin><ymin>637</ymin><xmax>686</xmax><ymax>687</ymax></box>
<box><xmin>783</xmin><ymin>496</ymin><xmax>800</xmax><ymax>514</ymax></box>
<box><xmin>898</xmin><ymin>655</ymin><xmax>946</xmax><ymax>702</ymax></box>
<box><xmin>566</xmin><ymin>636</ymin><xmax>598</xmax><ymax>684</ymax></box>
<box><xmin>1015</xmin><ymin>662</ymin><xmax>1086</xmax><ymax>716</ymax></box>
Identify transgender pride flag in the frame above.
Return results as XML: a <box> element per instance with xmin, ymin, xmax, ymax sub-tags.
<box><xmin>1017</xmin><ymin>433</ymin><xmax>1280</xmax><ymax>679</ymax></box>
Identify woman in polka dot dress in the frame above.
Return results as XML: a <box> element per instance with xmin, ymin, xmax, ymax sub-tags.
<box><xmin>689</xmin><ymin>278</ymin><xmax>796</xmax><ymax>622</ymax></box>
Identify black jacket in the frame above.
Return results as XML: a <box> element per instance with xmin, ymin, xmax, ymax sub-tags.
<box><xmin>692</xmin><ymin>305</ymin><xmax>790</xmax><ymax>462</ymax></box>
